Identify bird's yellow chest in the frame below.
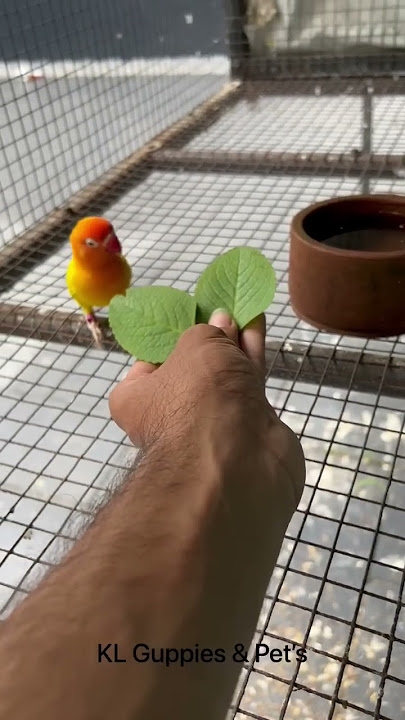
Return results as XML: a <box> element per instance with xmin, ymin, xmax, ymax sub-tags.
<box><xmin>67</xmin><ymin>256</ymin><xmax>131</xmax><ymax>312</ymax></box>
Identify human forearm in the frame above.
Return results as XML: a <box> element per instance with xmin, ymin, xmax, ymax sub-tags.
<box><xmin>0</xmin><ymin>416</ymin><xmax>300</xmax><ymax>720</ymax></box>
<box><xmin>0</xmin><ymin>432</ymin><xmax>218</xmax><ymax>720</ymax></box>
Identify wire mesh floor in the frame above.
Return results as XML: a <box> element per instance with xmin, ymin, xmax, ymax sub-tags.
<box><xmin>182</xmin><ymin>92</ymin><xmax>405</xmax><ymax>155</ymax></box>
<box><xmin>0</xmin><ymin>57</ymin><xmax>227</xmax><ymax>246</ymax></box>
<box><xmin>0</xmin><ymin>83</ymin><xmax>405</xmax><ymax>720</ymax></box>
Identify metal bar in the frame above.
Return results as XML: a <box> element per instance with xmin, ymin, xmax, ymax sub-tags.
<box><xmin>242</xmin><ymin>53</ymin><xmax>405</xmax><ymax>83</ymax></box>
<box><xmin>1</xmin><ymin>303</ymin><xmax>404</xmax><ymax>397</ymax></box>
<box><xmin>0</xmin><ymin>81</ymin><xmax>241</xmax><ymax>290</ymax></box>
<box><xmin>222</xmin><ymin>0</ymin><xmax>249</xmax><ymax>79</ymax></box>
<box><xmin>242</xmin><ymin>77</ymin><xmax>405</xmax><ymax>97</ymax></box>
<box><xmin>362</xmin><ymin>85</ymin><xmax>373</xmax><ymax>194</ymax></box>
<box><xmin>265</xmin><ymin>342</ymin><xmax>405</xmax><ymax>399</ymax></box>
<box><xmin>0</xmin><ymin>304</ymin><xmax>113</xmax><ymax>348</ymax></box>
<box><xmin>150</xmin><ymin>148</ymin><xmax>405</xmax><ymax>177</ymax></box>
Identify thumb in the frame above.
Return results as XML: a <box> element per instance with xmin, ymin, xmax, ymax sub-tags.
<box><xmin>209</xmin><ymin>308</ymin><xmax>239</xmax><ymax>345</ymax></box>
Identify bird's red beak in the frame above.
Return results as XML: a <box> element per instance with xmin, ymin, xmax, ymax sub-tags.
<box><xmin>104</xmin><ymin>232</ymin><xmax>122</xmax><ymax>254</ymax></box>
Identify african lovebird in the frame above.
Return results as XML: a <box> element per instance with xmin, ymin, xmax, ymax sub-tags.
<box><xmin>66</xmin><ymin>217</ymin><xmax>131</xmax><ymax>347</ymax></box>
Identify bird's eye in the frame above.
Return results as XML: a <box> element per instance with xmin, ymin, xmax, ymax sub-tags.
<box><xmin>85</xmin><ymin>238</ymin><xmax>98</xmax><ymax>248</ymax></box>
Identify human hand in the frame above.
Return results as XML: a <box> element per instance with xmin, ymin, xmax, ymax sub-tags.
<box><xmin>109</xmin><ymin>310</ymin><xmax>305</xmax><ymax>508</ymax></box>
<box><xmin>109</xmin><ymin>310</ymin><xmax>305</xmax><ymax>708</ymax></box>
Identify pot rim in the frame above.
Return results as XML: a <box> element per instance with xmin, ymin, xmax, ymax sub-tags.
<box><xmin>291</xmin><ymin>193</ymin><xmax>405</xmax><ymax>259</ymax></box>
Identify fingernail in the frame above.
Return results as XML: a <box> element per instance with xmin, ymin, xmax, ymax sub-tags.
<box><xmin>209</xmin><ymin>308</ymin><xmax>233</xmax><ymax>327</ymax></box>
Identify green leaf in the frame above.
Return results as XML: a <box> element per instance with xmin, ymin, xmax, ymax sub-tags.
<box><xmin>195</xmin><ymin>247</ymin><xmax>276</xmax><ymax>328</ymax></box>
<box><xmin>109</xmin><ymin>286</ymin><xmax>197</xmax><ymax>363</ymax></box>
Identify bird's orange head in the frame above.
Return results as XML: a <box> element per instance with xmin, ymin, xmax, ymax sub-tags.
<box><xmin>69</xmin><ymin>217</ymin><xmax>122</xmax><ymax>267</ymax></box>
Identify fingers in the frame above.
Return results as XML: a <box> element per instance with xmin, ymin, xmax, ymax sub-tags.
<box><xmin>239</xmin><ymin>313</ymin><xmax>266</xmax><ymax>380</ymax></box>
<box><xmin>208</xmin><ymin>309</ymin><xmax>239</xmax><ymax>345</ymax></box>
<box><xmin>207</xmin><ymin>309</ymin><xmax>266</xmax><ymax>379</ymax></box>
<box><xmin>109</xmin><ymin>312</ymin><xmax>266</xmax><ymax>446</ymax></box>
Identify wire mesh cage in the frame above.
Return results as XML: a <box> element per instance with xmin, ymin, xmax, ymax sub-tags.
<box><xmin>228</xmin><ymin>0</ymin><xmax>405</xmax><ymax>79</ymax></box>
<box><xmin>1</xmin><ymin>1</ymin><xmax>405</xmax><ymax>719</ymax></box>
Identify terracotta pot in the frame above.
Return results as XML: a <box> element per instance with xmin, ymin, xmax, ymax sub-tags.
<box><xmin>289</xmin><ymin>194</ymin><xmax>405</xmax><ymax>337</ymax></box>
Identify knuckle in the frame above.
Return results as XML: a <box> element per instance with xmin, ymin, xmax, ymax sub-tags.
<box><xmin>177</xmin><ymin>323</ymin><xmax>224</xmax><ymax>349</ymax></box>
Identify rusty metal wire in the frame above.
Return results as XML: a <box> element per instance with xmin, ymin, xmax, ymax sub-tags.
<box><xmin>0</xmin><ymin>2</ymin><xmax>405</xmax><ymax>720</ymax></box>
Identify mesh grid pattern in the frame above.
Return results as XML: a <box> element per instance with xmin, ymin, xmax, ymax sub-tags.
<box><xmin>373</xmin><ymin>95</ymin><xmax>405</xmax><ymax>153</ymax></box>
<box><xmin>238</xmin><ymin>0</ymin><xmax>405</xmax><ymax>79</ymax></box>
<box><xmin>0</xmin><ymin>337</ymin><xmax>134</xmax><ymax>612</ymax></box>
<box><xmin>0</xmin><ymin>0</ymin><xmax>228</xmax><ymax>247</ymax></box>
<box><xmin>185</xmin><ymin>95</ymin><xmax>363</xmax><ymax>154</ymax></box>
<box><xmin>1</xmin><ymin>2</ymin><xmax>405</xmax><ymax>719</ymax></box>
<box><xmin>244</xmin><ymin>0</ymin><xmax>405</xmax><ymax>53</ymax></box>
<box><xmin>1</xmin><ymin>161</ymin><xmax>405</xmax><ymax>718</ymax></box>
<box><xmin>181</xmin><ymin>89</ymin><xmax>405</xmax><ymax>158</ymax></box>
<box><xmin>1</xmin><ymin>309</ymin><xmax>405</xmax><ymax>719</ymax></box>
<box><xmin>2</xmin><ymin>169</ymin><xmax>405</xmax><ymax>362</ymax></box>
<box><xmin>0</xmin><ymin>69</ymin><xmax>226</xmax><ymax>245</ymax></box>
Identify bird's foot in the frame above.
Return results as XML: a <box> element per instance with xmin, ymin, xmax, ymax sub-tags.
<box><xmin>85</xmin><ymin>314</ymin><xmax>104</xmax><ymax>349</ymax></box>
